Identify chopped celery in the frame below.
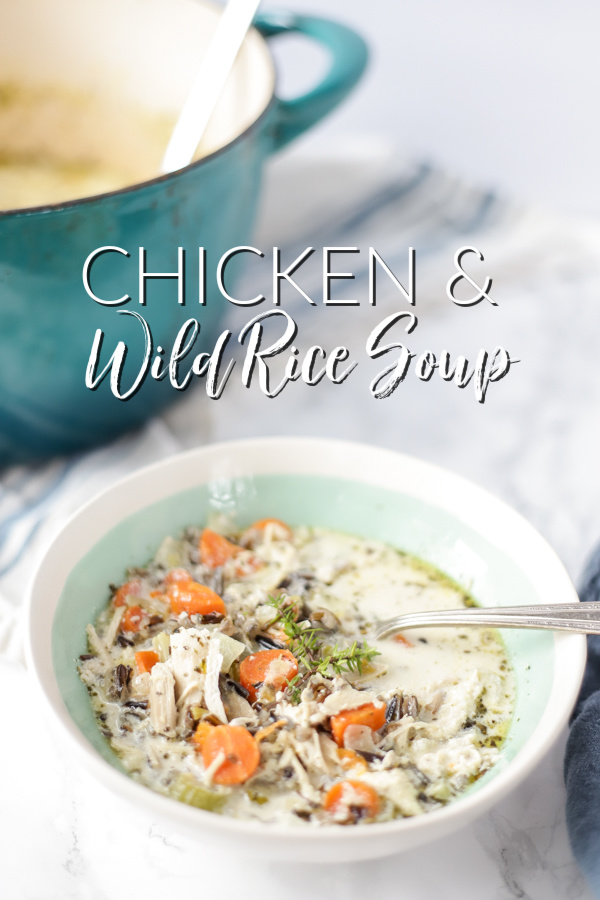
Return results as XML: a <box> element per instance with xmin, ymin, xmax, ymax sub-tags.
<box><xmin>154</xmin><ymin>536</ymin><xmax>184</xmax><ymax>569</ymax></box>
<box><xmin>426</xmin><ymin>782</ymin><xmax>451</xmax><ymax>802</ymax></box>
<box><xmin>170</xmin><ymin>774</ymin><xmax>226</xmax><ymax>812</ymax></box>
<box><xmin>191</xmin><ymin>706</ymin><xmax>208</xmax><ymax>720</ymax></box>
<box><xmin>215</xmin><ymin>634</ymin><xmax>245</xmax><ymax>673</ymax></box>
<box><xmin>152</xmin><ymin>631</ymin><xmax>171</xmax><ymax>663</ymax></box>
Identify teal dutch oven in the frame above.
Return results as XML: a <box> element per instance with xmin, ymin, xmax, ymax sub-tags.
<box><xmin>0</xmin><ymin>0</ymin><xmax>367</xmax><ymax>465</ymax></box>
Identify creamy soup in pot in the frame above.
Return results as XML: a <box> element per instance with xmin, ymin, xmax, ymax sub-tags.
<box><xmin>0</xmin><ymin>81</ymin><xmax>174</xmax><ymax>209</ymax></box>
<box><xmin>79</xmin><ymin>519</ymin><xmax>515</xmax><ymax>826</ymax></box>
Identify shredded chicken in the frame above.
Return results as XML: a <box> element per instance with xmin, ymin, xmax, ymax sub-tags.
<box><xmin>149</xmin><ymin>663</ymin><xmax>177</xmax><ymax>736</ymax></box>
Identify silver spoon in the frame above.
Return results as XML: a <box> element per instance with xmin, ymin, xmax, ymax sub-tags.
<box><xmin>375</xmin><ymin>601</ymin><xmax>599</xmax><ymax>639</ymax></box>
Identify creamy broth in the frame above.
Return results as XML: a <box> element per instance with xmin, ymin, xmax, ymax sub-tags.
<box><xmin>0</xmin><ymin>81</ymin><xmax>173</xmax><ymax>209</ymax></box>
<box><xmin>295</xmin><ymin>532</ymin><xmax>509</xmax><ymax>698</ymax></box>
<box><xmin>79</xmin><ymin>522</ymin><xmax>515</xmax><ymax>826</ymax></box>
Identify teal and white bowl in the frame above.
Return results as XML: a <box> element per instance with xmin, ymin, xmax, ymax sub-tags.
<box><xmin>25</xmin><ymin>438</ymin><xmax>585</xmax><ymax>862</ymax></box>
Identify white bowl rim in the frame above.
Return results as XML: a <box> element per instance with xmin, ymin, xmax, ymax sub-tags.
<box><xmin>25</xmin><ymin>436</ymin><xmax>586</xmax><ymax>854</ymax></box>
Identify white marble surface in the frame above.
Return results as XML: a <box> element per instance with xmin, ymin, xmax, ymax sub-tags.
<box><xmin>2</xmin><ymin>150</ymin><xmax>600</xmax><ymax>899</ymax></box>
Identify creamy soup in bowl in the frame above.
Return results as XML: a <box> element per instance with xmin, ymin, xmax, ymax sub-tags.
<box><xmin>26</xmin><ymin>438</ymin><xmax>585</xmax><ymax>862</ymax></box>
<box><xmin>0</xmin><ymin>82</ymin><xmax>174</xmax><ymax>210</ymax></box>
<box><xmin>79</xmin><ymin>521</ymin><xmax>515</xmax><ymax>826</ymax></box>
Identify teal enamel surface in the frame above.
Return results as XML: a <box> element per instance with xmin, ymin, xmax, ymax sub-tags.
<box><xmin>0</xmin><ymin>14</ymin><xmax>368</xmax><ymax>464</ymax></box>
<box><xmin>53</xmin><ymin>473</ymin><xmax>552</xmax><ymax>790</ymax></box>
<box><xmin>257</xmin><ymin>14</ymin><xmax>369</xmax><ymax>150</ymax></box>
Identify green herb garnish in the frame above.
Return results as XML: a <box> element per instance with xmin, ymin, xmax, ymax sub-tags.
<box><xmin>266</xmin><ymin>595</ymin><xmax>380</xmax><ymax>703</ymax></box>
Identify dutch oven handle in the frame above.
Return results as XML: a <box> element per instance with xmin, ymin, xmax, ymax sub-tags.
<box><xmin>254</xmin><ymin>12</ymin><xmax>368</xmax><ymax>152</ymax></box>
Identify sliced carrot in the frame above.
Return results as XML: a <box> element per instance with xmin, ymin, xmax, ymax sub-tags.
<box><xmin>330</xmin><ymin>703</ymin><xmax>386</xmax><ymax>748</ymax></box>
<box><xmin>113</xmin><ymin>579</ymin><xmax>141</xmax><ymax>607</ymax></box>
<box><xmin>323</xmin><ymin>780</ymin><xmax>380</xmax><ymax>822</ymax></box>
<box><xmin>337</xmin><ymin>748</ymin><xmax>368</xmax><ymax>772</ymax></box>
<box><xmin>245</xmin><ymin>518</ymin><xmax>293</xmax><ymax>542</ymax></box>
<box><xmin>192</xmin><ymin>721</ymin><xmax>215</xmax><ymax>752</ymax></box>
<box><xmin>202</xmin><ymin>725</ymin><xmax>260</xmax><ymax>785</ymax></box>
<box><xmin>394</xmin><ymin>633</ymin><xmax>413</xmax><ymax>648</ymax></box>
<box><xmin>134</xmin><ymin>650</ymin><xmax>159</xmax><ymax>674</ymax></box>
<box><xmin>199</xmin><ymin>529</ymin><xmax>241</xmax><ymax>569</ymax></box>
<box><xmin>239</xmin><ymin>648</ymin><xmax>298</xmax><ymax>703</ymax></box>
<box><xmin>121</xmin><ymin>604</ymin><xmax>146</xmax><ymax>633</ymax></box>
<box><xmin>167</xmin><ymin>581</ymin><xmax>227</xmax><ymax>617</ymax></box>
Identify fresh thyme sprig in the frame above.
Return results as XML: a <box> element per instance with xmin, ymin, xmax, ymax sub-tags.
<box><xmin>266</xmin><ymin>594</ymin><xmax>380</xmax><ymax>702</ymax></box>
<box><xmin>266</xmin><ymin>596</ymin><xmax>320</xmax><ymax>667</ymax></box>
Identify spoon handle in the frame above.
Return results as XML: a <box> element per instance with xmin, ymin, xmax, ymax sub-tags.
<box><xmin>375</xmin><ymin>601</ymin><xmax>600</xmax><ymax>639</ymax></box>
<box><xmin>161</xmin><ymin>0</ymin><xmax>262</xmax><ymax>174</ymax></box>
